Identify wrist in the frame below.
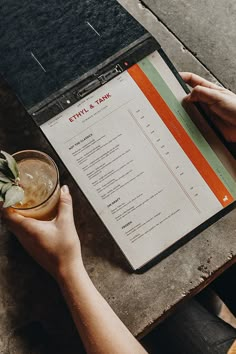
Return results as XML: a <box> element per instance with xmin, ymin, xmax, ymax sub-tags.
<box><xmin>56</xmin><ymin>258</ymin><xmax>86</xmax><ymax>285</ymax></box>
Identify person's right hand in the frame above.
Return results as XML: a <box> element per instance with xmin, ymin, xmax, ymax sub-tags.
<box><xmin>3</xmin><ymin>185</ymin><xmax>83</xmax><ymax>281</ymax></box>
<box><xmin>180</xmin><ymin>72</ymin><xmax>236</xmax><ymax>142</ymax></box>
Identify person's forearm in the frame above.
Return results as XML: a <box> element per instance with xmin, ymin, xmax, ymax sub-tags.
<box><xmin>57</xmin><ymin>262</ymin><xmax>147</xmax><ymax>354</ymax></box>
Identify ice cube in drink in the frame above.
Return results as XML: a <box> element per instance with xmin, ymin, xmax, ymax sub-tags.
<box><xmin>13</xmin><ymin>151</ymin><xmax>60</xmax><ymax>220</ymax></box>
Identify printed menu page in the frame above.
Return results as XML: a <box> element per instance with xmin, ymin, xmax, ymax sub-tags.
<box><xmin>41</xmin><ymin>51</ymin><xmax>235</xmax><ymax>270</ymax></box>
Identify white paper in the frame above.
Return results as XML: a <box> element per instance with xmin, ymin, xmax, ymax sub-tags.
<box><xmin>41</xmin><ymin>54</ymin><xmax>224</xmax><ymax>269</ymax></box>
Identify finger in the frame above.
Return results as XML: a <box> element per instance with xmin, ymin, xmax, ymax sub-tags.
<box><xmin>3</xmin><ymin>208</ymin><xmax>25</xmax><ymax>224</ymax></box>
<box><xmin>3</xmin><ymin>210</ymin><xmax>27</xmax><ymax>241</ymax></box>
<box><xmin>57</xmin><ymin>185</ymin><xmax>73</xmax><ymax>222</ymax></box>
<box><xmin>2</xmin><ymin>208</ymin><xmax>26</xmax><ymax>233</ymax></box>
<box><xmin>180</xmin><ymin>72</ymin><xmax>222</xmax><ymax>90</ymax></box>
<box><xmin>185</xmin><ymin>85</ymin><xmax>223</xmax><ymax>105</ymax></box>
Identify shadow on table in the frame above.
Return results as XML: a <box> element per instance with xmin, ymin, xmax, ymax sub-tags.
<box><xmin>1</xmin><ymin>230</ymin><xmax>85</xmax><ymax>354</ymax></box>
<box><xmin>8</xmin><ymin>321</ymin><xmax>86</xmax><ymax>354</ymax></box>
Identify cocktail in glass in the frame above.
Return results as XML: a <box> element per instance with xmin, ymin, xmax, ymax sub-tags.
<box><xmin>12</xmin><ymin>150</ymin><xmax>60</xmax><ymax>220</ymax></box>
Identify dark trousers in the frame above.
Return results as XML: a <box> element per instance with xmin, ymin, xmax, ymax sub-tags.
<box><xmin>211</xmin><ymin>264</ymin><xmax>236</xmax><ymax>316</ymax></box>
<box><xmin>142</xmin><ymin>264</ymin><xmax>236</xmax><ymax>354</ymax></box>
<box><xmin>152</xmin><ymin>299</ymin><xmax>235</xmax><ymax>354</ymax></box>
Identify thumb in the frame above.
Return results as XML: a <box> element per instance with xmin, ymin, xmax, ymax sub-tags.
<box><xmin>185</xmin><ymin>85</ymin><xmax>223</xmax><ymax>105</ymax></box>
<box><xmin>57</xmin><ymin>185</ymin><xmax>73</xmax><ymax>222</ymax></box>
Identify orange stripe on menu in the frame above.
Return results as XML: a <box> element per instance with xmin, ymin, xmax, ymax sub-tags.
<box><xmin>128</xmin><ymin>64</ymin><xmax>233</xmax><ymax>207</ymax></box>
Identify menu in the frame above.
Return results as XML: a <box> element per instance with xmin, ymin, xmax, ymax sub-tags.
<box><xmin>41</xmin><ymin>51</ymin><xmax>236</xmax><ymax>270</ymax></box>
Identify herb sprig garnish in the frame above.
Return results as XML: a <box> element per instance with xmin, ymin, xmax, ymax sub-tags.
<box><xmin>0</xmin><ymin>151</ymin><xmax>24</xmax><ymax>208</ymax></box>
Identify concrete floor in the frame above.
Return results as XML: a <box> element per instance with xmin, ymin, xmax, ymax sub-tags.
<box><xmin>141</xmin><ymin>0</ymin><xmax>236</xmax><ymax>92</ymax></box>
<box><xmin>120</xmin><ymin>0</ymin><xmax>236</xmax><ymax>92</ymax></box>
<box><xmin>0</xmin><ymin>1</ymin><xmax>236</xmax><ymax>353</ymax></box>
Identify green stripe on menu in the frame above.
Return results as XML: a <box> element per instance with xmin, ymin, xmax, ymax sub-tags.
<box><xmin>138</xmin><ymin>59</ymin><xmax>236</xmax><ymax>199</ymax></box>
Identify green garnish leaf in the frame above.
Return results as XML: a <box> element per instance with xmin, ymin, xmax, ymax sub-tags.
<box><xmin>1</xmin><ymin>182</ymin><xmax>13</xmax><ymax>195</ymax></box>
<box><xmin>0</xmin><ymin>172</ymin><xmax>12</xmax><ymax>183</ymax></box>
<box><xmin>0</xmin><ymin>151</ymin><xmax>23</xmax><ymax>207</ymax></box>
<box><xmin>0</xmin><ymin>158</ymin><xmax>8</xmax><ymax>170</ymax></box>
<box><xmin>0</xmin><ymin>182</ymin><xmax>4</xmax><ymax>201</ymax></box>
<box><xmin>1</xmin><ymin>151</ymin><xmax>19</xmax><ymax>179</ymax></box>
<box><xmin>3</xmin><ymin>186</ymin><xmax>24</xmax><ymax>208</ymax></box>
<box><xmin>0</xmin><ymin>160</ymin><xmax>15</xmax><ymax>180</ymax></box>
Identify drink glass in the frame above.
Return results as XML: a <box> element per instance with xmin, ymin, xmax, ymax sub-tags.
<box><xmin>12</xmin><ymin>150</ymin><xmax>60</xmax><ymax>220</ymax></box>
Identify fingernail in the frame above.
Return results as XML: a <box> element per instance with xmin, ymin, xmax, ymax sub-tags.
<box><xmin>184</xmin><ymin>93</ymin><xmax>191</xmax><ymax>101</ymax></box>
<box><xmin>61</xmin><ymin>185</ymin><xmax>69</xmax><ymax>194</ymax></box>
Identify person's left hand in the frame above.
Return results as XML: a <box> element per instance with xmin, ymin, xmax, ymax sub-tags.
<box><xmin>3</xmin><ymin>185</ymin><xmax>83</xmax><ymax>280</ymax></box>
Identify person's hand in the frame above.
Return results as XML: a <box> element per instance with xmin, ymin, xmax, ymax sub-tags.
<box><xmin>180</xmin><ymin>72</ymin><xmax>236</xmax><ymax>142</ymax></box>
<box><xmin>3</xmin><ymin>185</ymin><xmax>83</xmax><ymax>280</ymax></box>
